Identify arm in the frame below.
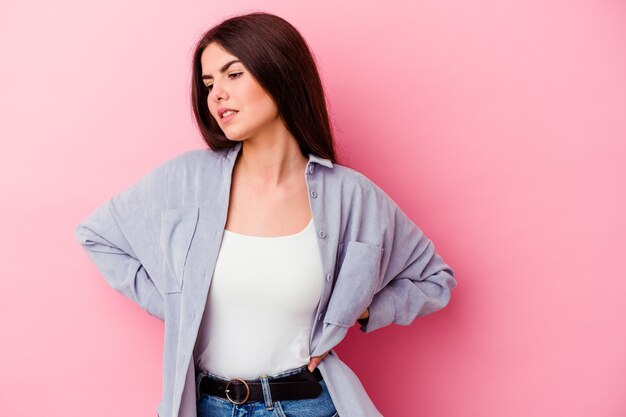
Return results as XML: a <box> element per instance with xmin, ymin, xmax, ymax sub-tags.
<box><xmin>74</xmin><ymin>162</ymin><xmax>170</xmax><ymax>321</ymax></box>
<box><xmin>358</xmin><ymin>201</ymin><xmax>456</xmax><ymax>334</ymax></box>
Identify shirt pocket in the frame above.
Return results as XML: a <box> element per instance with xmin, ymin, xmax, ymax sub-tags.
<box><xmin>323</xmin><ymin>240</ymin><xmax>384</xmax><ymax>327</ymax></box>
<box><xmin>159</xmin><ymin>207</ymin><xmax>199</xmax><ymax>293</ymax></box>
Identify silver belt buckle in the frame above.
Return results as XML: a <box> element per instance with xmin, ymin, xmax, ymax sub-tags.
<box><xmin>224</xmin><ymin>378</ymin><xmax>250</xmax><ymax>405</ymax></box>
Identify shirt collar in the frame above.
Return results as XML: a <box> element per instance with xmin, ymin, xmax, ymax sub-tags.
<box><xmin>225</xmin><ymin>141</ymin><xmax>334</xmax><ymax>168</ymax></box>
<box><xmin>307</xmin><ymin>153</ymin><xmax>334</xmax><ymax>168</ymax></box>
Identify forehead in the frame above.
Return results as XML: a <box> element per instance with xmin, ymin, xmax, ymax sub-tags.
<box><xmin>200</xmin><ymin>43</ymin><xmax>240</xmax><ymax>73</ymax></box>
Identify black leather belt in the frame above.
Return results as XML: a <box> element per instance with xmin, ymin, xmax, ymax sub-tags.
<box><xmin>198</xmin><ymin>367</ymin><xmax>323</xmax><ymax>405</ymax></box>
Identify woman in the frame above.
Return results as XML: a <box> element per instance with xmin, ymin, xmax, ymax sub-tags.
<box><xmin>75</xmin><ymin>11</ymin><xmax>456</xmax><ymax>417</ymax></box>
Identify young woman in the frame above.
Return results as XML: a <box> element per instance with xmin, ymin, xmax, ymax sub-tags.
<box><xmin>75</xmin><ymin>11</ymin><xmax>456</xmax><ymax>417</ymax></box>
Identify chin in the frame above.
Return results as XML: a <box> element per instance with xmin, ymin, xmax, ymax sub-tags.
<box><xmin>219</xmin><ymin>125</ymin><xmax>236</xmax><ymax>138</ymax></box>
<box><xmin>226</xmin><ymin>137</ymin><xmax>246</xmax><ymax>143</ymax></box>
<box><xmin>223</xmin><ymin>130</ymin><xmax>246</xmax><ymax>141</ymax></box>
<box><xmin>223</xmin><ymin>125</ymin><xmax>256</xmax><ymax>141</ymax></box>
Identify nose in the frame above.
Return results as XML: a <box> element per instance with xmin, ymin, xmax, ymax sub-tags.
<box><xmin>208</xmin><ymin>82</ymin><xmax>228</xmax><ymax>103</ymax></box>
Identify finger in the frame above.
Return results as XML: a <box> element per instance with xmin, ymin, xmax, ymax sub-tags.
<box><xmin>307</xmin><ymin>357</ymin><xmax>320</xmax><ymax>372</ymax></box>
<box><xmin>307</xmin><ymin>351</ymin><xmax>330</xmax><ymax>372</ymax></box>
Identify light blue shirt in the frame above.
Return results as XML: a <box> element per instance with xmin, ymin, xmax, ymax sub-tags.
<box><xmin>74</xmin><ymin>141</ymin><xmax>457</xmax><ymax>417</ymax></box>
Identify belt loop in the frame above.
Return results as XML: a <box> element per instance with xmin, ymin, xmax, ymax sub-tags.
<box><xmin>260</xmin><ymin>375</ymin><xmax>274</xmax><ymax>410</ymax></box>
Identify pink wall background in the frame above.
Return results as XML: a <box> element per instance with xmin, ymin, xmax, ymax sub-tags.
<box><xmin>1</xmin><ymin>1</ymin><xmax>625</xmax><ymax>416</ymax></box>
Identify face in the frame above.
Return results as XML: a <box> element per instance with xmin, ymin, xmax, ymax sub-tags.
<box><xmin>200</xmin><ymin>42</ymin><xmax>280</xmax><ymax>141</ymax></box>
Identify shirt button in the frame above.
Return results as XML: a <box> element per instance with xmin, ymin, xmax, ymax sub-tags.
<box><xmin>310</xmin><ymin>190</ymin><xmax>317</xmax><ymax>198</ymax></box>
<box><xmin>318</xmin><ymin>312</ymin><xmax>324</xmax><ymax>321</ymax></box>
<box><xmin>318</xmin><ymin>230</ymin><xmax>326</xmax><ymax>238</ymax></box>
<box><xmin>308</xmin><ymin>165</ymin><xmax>314</xmax><ymax>174</ymax></box>
<box><xmin>326</xmin><ymin>273</ymin><xmax>332</xmax><ymax>281</ymax></box>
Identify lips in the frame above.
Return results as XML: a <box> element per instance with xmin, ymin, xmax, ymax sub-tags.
<box><xmin>221</xmin><ymin>111</ymin><xmax>238</xmax><ymax>124</ymax></box>
<box><xmin>218</xmin><ymin>108</ymin><xmax>238</xmax><ymax>119</ymax></box>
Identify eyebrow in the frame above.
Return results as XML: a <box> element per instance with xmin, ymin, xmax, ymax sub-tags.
<box><xmin>201</xmin><ymin>60</ymin><xmax>241</xmax><ymax>80</ymax></box>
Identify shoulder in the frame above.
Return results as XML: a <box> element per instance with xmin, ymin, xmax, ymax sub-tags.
<box><xmin>162</xmin><ymin>147</ymin><xmax>226</xmax><ymax>169</ymax></box>
<box><xmin>329</xmin><ymin>163</ymin><xmax>398</xmax><ymax>213</ymax></box>
<box><xmin>143</xmin><ymin>147</ymin><xmax>228</xmax><ymax>182</ymax></box>
<box><xmin>116</xmin><ymin>147</ymin><xmax>226</xmax><ymax>198</ymax></box>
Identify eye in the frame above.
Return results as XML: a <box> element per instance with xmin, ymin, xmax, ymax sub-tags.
<box><xmin>203</xmin><ymin>72</ymin><xmax>243</xmax><ymax>93</ymax></box>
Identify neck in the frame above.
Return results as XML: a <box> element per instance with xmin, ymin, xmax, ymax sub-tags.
<box><xmin>234</xmin><ymin>137</ymin><xmax>307</xmax><ymax>189</ymax></box>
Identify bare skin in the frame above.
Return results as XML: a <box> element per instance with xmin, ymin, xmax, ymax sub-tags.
<box><xmin>225</xmin><ymin>145</ymin><xmax>312</xmax><ymax>237</ymax></box>
<box><xmin>201</xmin><ymin>41</ymin><xmax>368</xmax><ymax>372</ymax></box>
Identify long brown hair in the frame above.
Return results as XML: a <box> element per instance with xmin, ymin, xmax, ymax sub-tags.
<box><xmin>190</xmin><ymin>12</ymin><xmax>339</xmax><ymax>164</ymax></box>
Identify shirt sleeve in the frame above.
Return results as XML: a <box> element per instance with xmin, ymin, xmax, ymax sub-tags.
<box><xmin>74</xmin><ymin>161</ymin><xmax>171</xmax><ymax>322</ymax></box>
<box><xmin>358</xmin><ymin>200</ymin><xmax>457</xmax><ymax>334</ymax></box>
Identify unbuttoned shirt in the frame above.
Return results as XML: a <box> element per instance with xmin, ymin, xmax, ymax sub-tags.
<box><xmin>74</xmin><ymin>141</ymin><xmax>457</xmax><ymax>417</ymax></box>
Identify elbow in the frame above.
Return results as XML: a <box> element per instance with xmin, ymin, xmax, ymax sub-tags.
<box><xmin>74</xmin><ymin>221</ymin><xmax>94</xmax><ymax>246</ymax></box>
<box><xmin>74</xmin><ymin>222</ymin><xmax>87</xmax><ymax>245</ymax></box>
<box><xmin>74</xmin><ymin>222</ymin><xmax>84</xmax><ymax>241</ymax></box>
<box><xmin>435</xmin><ymin>268</ymin><xmax>456</xmax><ymax>308</ymax></box>
<box><xmin>418</xmin><ymin>269</ymin><xmax>456</xmax><ymax>317</ymax></box>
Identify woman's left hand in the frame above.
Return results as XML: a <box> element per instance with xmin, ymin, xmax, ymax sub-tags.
<box><xmin>307</xmin><ymin>350</ymin><xmax>330</xmax><ymax>372</ymax></box>
<box><xmin>307</xmin><ymin>307</ymin><xmax>370</xmax><ymax>372</ymax></box>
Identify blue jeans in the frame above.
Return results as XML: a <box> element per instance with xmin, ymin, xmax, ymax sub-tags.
<box><xmin>196</xmin><ymin>364</ymin><xmax>339</xmax><ymax>417</ymax></box>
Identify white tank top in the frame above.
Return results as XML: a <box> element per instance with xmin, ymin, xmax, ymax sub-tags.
<box><xmin>193</xmin><ymin>217</ymin><xmax>324</xmax><ymax>379</ymax></box>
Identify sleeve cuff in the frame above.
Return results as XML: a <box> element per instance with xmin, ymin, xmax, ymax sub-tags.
<box><xmin>358</xmin><ymin>287</ymin><xmax>396</xmax><ymax>334</ymax></box>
